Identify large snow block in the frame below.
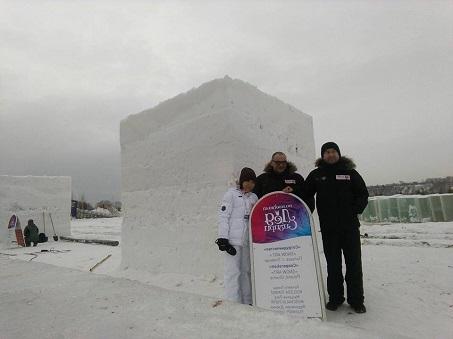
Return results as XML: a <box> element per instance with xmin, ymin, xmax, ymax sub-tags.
<box><xmin>120</xmin><ymin>76</ymin><xmax>316</xmax><ymax>278</ymax></box>
<box><xmin>361</xmin><ymin>194</ymin><xmax>453</xmax><ymax>223</ymax></box>
<box><xmin>440</xmin><ymin>194</ymin><xmax>453</xmax><ymax>221</ymax></box>
<box><xmin>366</xmin><ymin>199</ymin><xmax>379</xmax><ymax>222</ymax></box>
<box><xmin>417</xmin><ymin>196</ymin><xmax>432</xmax><ymax>222</ymax></box>
<box><xmin>396</xmin><ymin>197</ymin><xmax>410</xmax><ymax>222</ymax></box>
<box><xmin>398</xmin><ymin>196</ymin><xmax>420</xmax><ymax>223</ymax></box>
<box><xmin>0</xmin><ymin>176</ymin><xmax>71</xmax><ymax>248</ymax></box>
<box><xmin>377</xmin><ymin>198</ymin><xmax>390</xmax><ymax>222</ymax></box>
<box><xmin>388</xmin><ymin>197</ymin><xmax>400</xmax><ymax>222</ymax></box>
<box><xmin>428</xmin><ymin>195</ymin><xmax>444</xmax><ymax>222</ymax></box>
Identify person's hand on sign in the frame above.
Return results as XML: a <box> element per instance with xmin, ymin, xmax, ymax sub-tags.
<box><xmin>283</xmin><ymin>186</ymin><xmax>293</xmax><ymax>193</ymax></box>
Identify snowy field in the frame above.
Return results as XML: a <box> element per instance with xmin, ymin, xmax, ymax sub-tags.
<box><xmin>70</xmin><ymin>217</ymin><xmax>122</xmax><ymax>242</ymax></box>
<box><xmin>1</xmin><ymin>217</ymin><xmax>452</xmax><ymax>338</ymax></box>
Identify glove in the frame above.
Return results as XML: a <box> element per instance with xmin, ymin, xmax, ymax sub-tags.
<box><xmin>215</xmin><ymin>238</ymin><xmax>237</xmax><ymax>256</ymax></box>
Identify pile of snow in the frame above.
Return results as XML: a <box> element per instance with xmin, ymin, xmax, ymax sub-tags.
<box><xmin>120</xmin><ymin>76</ymin><xmax>315</xmax><ymax>278</ymax></box>
<box><xmin>0</xmin><ymin>175</ymin><xmax>71</xmax><ymax>249</ymax></box>
<box><xmin>75</xmin><ymin>207</ymin><xmax>121</xmax><ymax>219</ymax></box>
<box><xmin>94</xmin><ymin>207</ymin><xmax>113</xmax><ymax>217</ymax></box>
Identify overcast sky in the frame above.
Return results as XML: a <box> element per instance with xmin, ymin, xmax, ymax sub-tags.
<box><xmin>1</xmin><ymin>0</ymin><xmax>452</xmax><ymax>202</ymax></box>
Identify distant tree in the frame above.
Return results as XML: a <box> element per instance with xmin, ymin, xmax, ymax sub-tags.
<box><xmin>96</xmin><ymin>200</ymin><xmax>113</xmax><ymax>209</ymax></box>
<box><xmin>76</xmin><ymin>194</ymin><xmax>94</xmax><ymax>210</ymax></box>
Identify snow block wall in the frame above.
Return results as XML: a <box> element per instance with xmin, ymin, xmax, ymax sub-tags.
<box><xmin>0</xmin><ymin>176</ymin><xmax>71</xmax><ymax>248</ymax></box>
<box><xmin>360</xmin><ymin>194</ymin><xmax>453</xmax><ymax>223</ymax></box>
<box><xmin>120</xmin><ymin>76</ymin><xmax>315</xmax><ymax>278</ymax></box>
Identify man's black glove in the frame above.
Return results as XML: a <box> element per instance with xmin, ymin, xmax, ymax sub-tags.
<box><xmin>215</xmin><ymin>238</ymin><xmax>236</xmax><ymax>256</ymax></box>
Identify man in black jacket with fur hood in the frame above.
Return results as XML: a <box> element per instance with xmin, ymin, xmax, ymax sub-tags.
<box><xmin>253</xmin><ymin>152</ymin><xmax>314</xmax><ymax>209</ymax></box>
<box><xmin>303</xmin><ymin>142</ymin><xmax>369</xmax><ymax>314</ymax></box>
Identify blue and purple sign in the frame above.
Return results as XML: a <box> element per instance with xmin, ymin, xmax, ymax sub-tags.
<box><xmin>8</xmin><ymin>215</ymin><xmax>17</xmax><ymax>229</ymax></box>
<box><xmin>251</xmin><ymin>193</ymin><xmax>311</xmax><ymax>244</ymax></box>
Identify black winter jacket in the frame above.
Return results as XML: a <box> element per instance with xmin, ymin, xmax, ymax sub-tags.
<box><xmin>254</xmin><ymin>161</ymin><xmax>315</xmax><ymax>209</ymax></box>
<box><xmin>302</xmin><ymin>157</ymin><xmax>369</xmax><ymax>231</ymax></box>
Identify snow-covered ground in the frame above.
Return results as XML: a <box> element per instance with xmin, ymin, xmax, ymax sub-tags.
<box><xmin>361</xmin><ymin>221</ymin><xmax>453</xmax><ymax>248</ymax></box>
<box><xmin>70</xmin><ymin>217</ymin><xmax>122</xmax><ymax>242</ymax></box>
<box><xmin>0</xmin><ymin>218</ymin><xmax>122</xmax><ymax>274</ymax></box>
<box><xmin>1</xmin><ymin>217</ymin><xmax>452</xmax><ymax>338</ymax></box>
<box><xmin>0</xmin><ymin>257</ymin><xmax>373</xmax><ymax>339</ymax></box>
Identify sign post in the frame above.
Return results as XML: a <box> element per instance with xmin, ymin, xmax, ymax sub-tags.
<box><xmin>249</xmin><ymin>192</ymin><xmax>326</xmax><ymax>319</ymax></box>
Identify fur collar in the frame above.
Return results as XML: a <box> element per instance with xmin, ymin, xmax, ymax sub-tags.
<box><xmin>263</xmin><ymin>161</ymin><xmax>298</xmax><ymax>174</ymax></box>
<box><xmin>315</xmin><ymin>156</ymin><xmax>356</xmax><ymax>170</ymax></box>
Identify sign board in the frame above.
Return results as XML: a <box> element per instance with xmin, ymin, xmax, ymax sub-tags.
<box><xmin>249</xmin><ymin>192</ymin><xmax>325</xmax><ymax>319</ymax></box>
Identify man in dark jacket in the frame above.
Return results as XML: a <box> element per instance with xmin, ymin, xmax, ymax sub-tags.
<box><xmin>24</xmin><ymin>219</ymin><xmax>39</xmax><ymax>247</ymax></box>
<box><xmin>303</xmin><ymin>142</ymin><xmax>369</xmax><ymax>313</ymax></box>
<box><xmin>253</xmin><ymin>152</ymin><xmax>314</xmax><ymax>209</ymax></box>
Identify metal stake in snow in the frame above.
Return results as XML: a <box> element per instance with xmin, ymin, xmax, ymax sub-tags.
<box><xmin>89</xmin><ymin>254</ymin><xmax>112</xmax><ymax>272</ymax></box>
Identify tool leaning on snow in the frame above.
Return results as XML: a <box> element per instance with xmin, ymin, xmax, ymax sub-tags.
<box><xmin>38</xmin><ymin>212</ymin><xmax>48</xmax><ymax>243</ymax></box>
<box><xmin>49</xmin><ymin>212</ymin><xmax>59</xmax><ymax>241</ymax></box>
<box><xmin>38</xmin><ymin>212</ymin><xmax>59</xmax><ymax>242</ymax></box>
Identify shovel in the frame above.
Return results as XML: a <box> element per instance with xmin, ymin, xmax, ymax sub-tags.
<box><xmin>49</xmin><ymin>213</ymin><xmax>59</xmax><ymax>241</ymax></box>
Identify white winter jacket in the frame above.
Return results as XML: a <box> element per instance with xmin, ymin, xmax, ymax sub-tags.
<box><xmin>218</xmin><ymin>187</ymin><xmax>258</xmax><ymax>246</ymax></box>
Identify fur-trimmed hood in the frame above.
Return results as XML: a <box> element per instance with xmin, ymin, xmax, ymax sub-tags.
<box><xmin>264</xmin><ymin>161</ymin><xmax>298</xmax><ymax>174</ymax></box>
<box><xmin>315</xmin><ymin>156</ymin><xmax>356</xmax><ymax>170</ymax></box>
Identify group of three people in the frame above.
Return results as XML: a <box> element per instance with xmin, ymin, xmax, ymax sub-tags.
<box><xmin>215</xmin><ymin>142</ymin><xmax>369</xmax><ymax>314</ymax></box>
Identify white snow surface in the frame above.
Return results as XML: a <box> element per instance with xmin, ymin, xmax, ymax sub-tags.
<box><xmin>70</xmin><ymin>217</ymin><xmax>121</xmax><ymax>242</ymax></box>
<box><xmin>0</xmin><ymin>175</ymin><xmax>71</xmax><ymax>249</ymax></box>
<box><xmin>120</xmin><ymin>76</ymin><xmax>316</xmax><ymax>278</ymax></box>
<box><xmin>1</xmin><ymin>217</ymin><xmax>452</xmax><ymax>338</ymax></box>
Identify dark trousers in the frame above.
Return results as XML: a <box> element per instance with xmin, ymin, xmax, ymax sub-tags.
<box><xmin>25</xmin><ymin>239</ymin><xmax>37</xmax><ymax>247</ymax></box>
<box><xmin>321</xmin><ymin>227</ymin><xmax>364</xmax><ymax>305</ymax></box>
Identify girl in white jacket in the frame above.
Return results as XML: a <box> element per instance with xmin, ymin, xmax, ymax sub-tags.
<box><xmin>216</xmin><ymin>167</ymin><xmax>258</xmax><ymax>305</ymax></box>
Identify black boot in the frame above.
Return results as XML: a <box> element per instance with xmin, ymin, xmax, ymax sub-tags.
<box><xmin>325</xmin><ymin>300</ymin><xmax>344</xmax><ymax>311</ymax></box>
<box><xmin>351</xmin><ymin>304</ymin><xmax>366</xmax><ymax>313</ymax></box>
